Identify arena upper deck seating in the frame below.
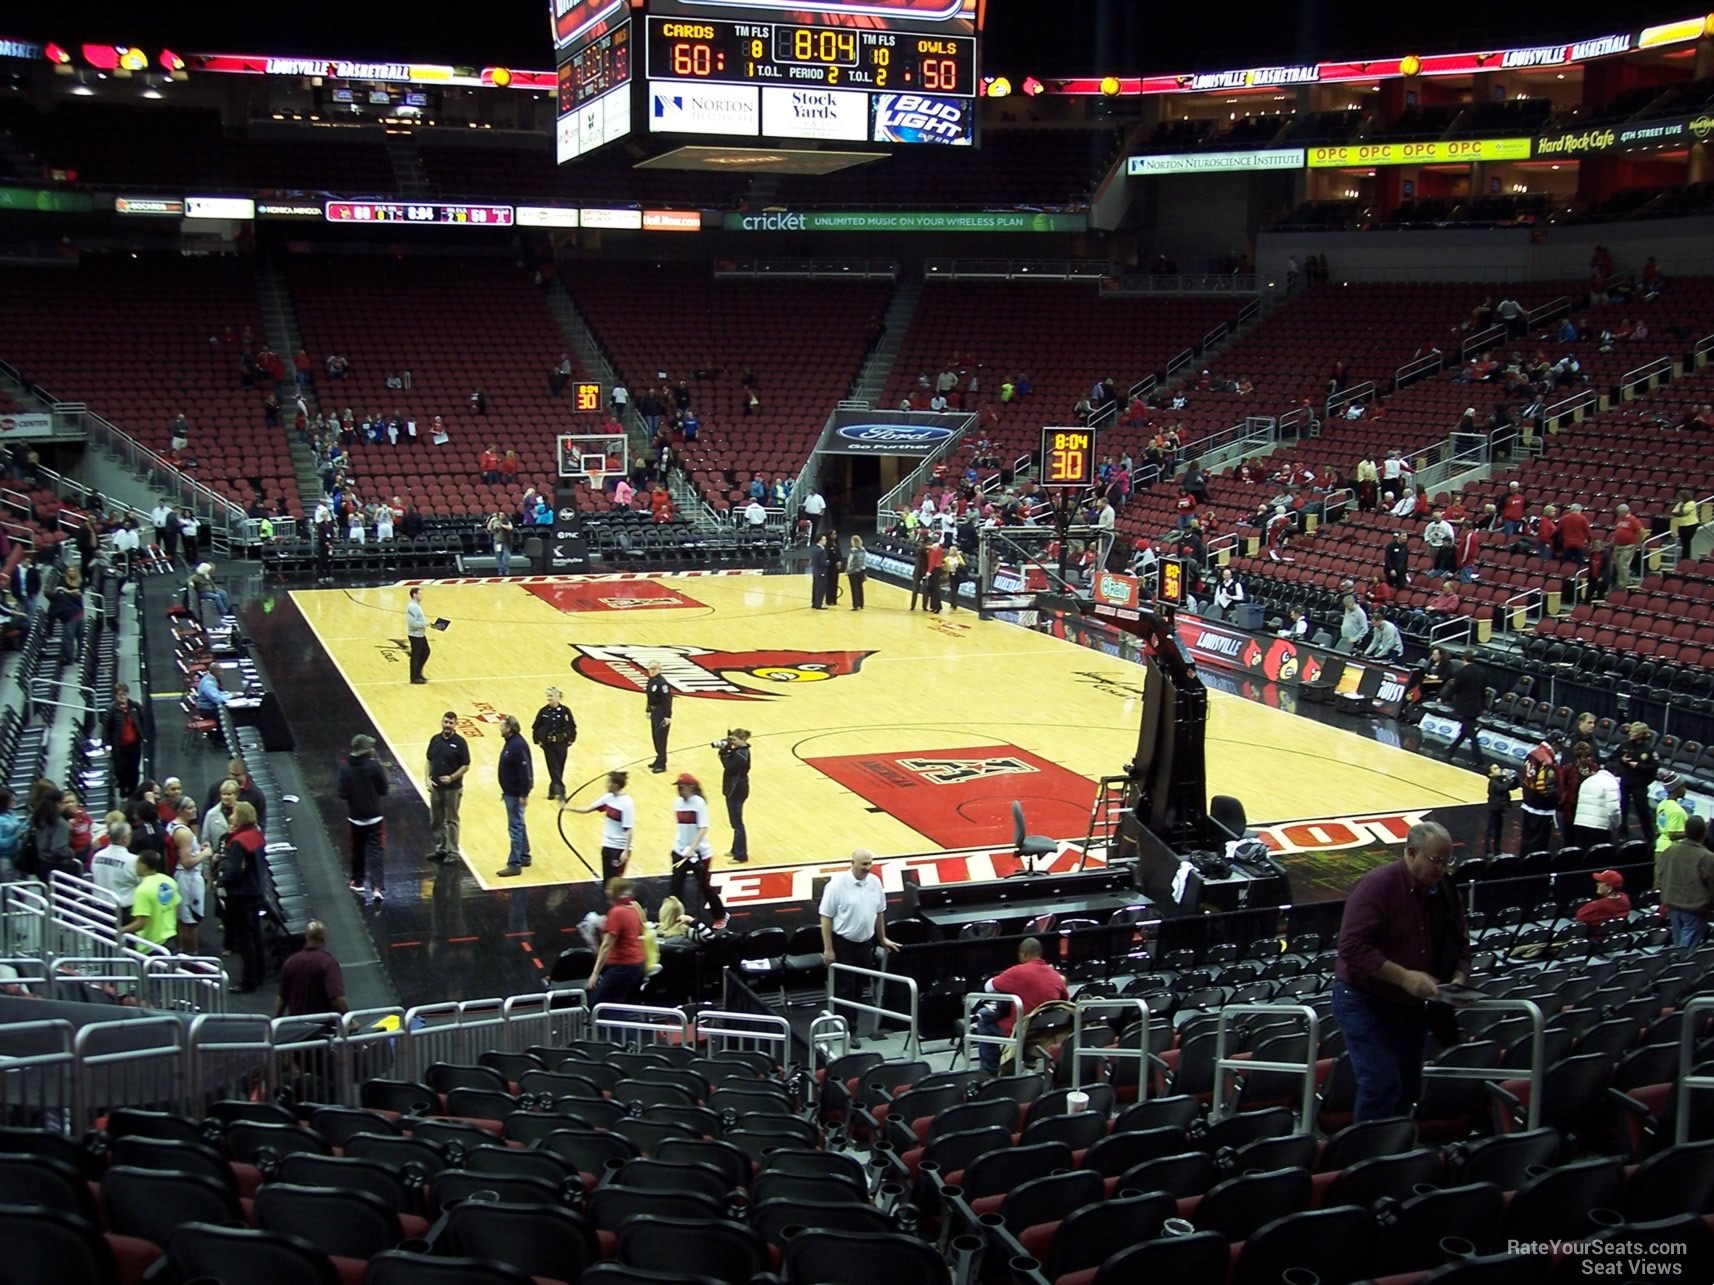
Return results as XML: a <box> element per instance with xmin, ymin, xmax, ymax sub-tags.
<box><xmin>564</xmin><ymin>264</ymin><xmax>890</xmax><ymax>512</ymax></box>
<box><xmin>285</xmin><ymin>256</ymin><xmax>598</xmax><ymax>519</ymax></box>
<box><xmin>0</xmin><ymin>258</ymin><xmax>302</xmax><ymax>517</ymax></box>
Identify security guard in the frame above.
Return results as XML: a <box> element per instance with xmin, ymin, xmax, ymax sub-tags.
<box><xmin>531</xmin><ymin>686</ymin><xmax>578</xmax><ymax>802</ymax></box>
<box><xmin>645</xmin><ymin>662</ymin><xmax>672</xmax><ymax>774</ymax></box>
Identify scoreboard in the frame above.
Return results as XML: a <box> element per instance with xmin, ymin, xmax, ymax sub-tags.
<box><xmin>572</xmin><ymin>381</ymin><xmax>603</xmax><ymax>413</ymax></box>
<box><xmin>1040</xmin><ymin>426</ymin><xmax>1096</xmax><ymax>488</ymax></box>
<box><xmin>644</xmin><ymin>0</ymin><xmax>978</xmax><ymax>146</ymax></box>
<box><xmin>555</xmin><ymin>7</ymin><xmax>634</xmax><ymax>163</ymax></box>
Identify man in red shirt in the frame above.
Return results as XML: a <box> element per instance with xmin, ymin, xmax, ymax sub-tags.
<box><xmin>587</xmin><ymin>877</ymin><xmax>646</xmax><ymax>1006</ymax></box>
<box><xmin>974</xmin><ymin>937</ymin><xmax>1068</xmax><ymax>1074</ymax></box>
<box><xmin>1500</xmin><ymin>482</ymin><xmax>1526</xmax><ymax>535</ymax></box>
<box><xmin>1456</xmin><ymin>522</ymin><xmax>1482</xmax><ymax>583</ymax></box>
<box><xmin>1574</xmin><ymin>869</ymin><xmax>1631</xmax><ymax>928</ymax></box>
<box><xmin>1557</xmin><ymin>503</ymin><xmax>1591</xmax><ymax>564</ymax></box>
<box><xmin>1610</xmin><ymin>503</ymin><xmax>1645</xmax><ymax>588</ymax></box>
<box><xmin>924</xmin><ymin>539</ymin><xmax>946</xmax><ymax>612</ymax></box>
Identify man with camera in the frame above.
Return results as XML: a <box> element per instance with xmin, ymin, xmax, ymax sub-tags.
<box><xmin>715</xmin><ymin>728</ymin><xmax>752</xmax><ymax>864</ymax></box>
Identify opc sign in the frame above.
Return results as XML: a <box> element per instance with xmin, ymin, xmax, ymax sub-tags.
<box><xmin>1308</xmin><ymin>137</ymin><xmax>1532</xmax><ymax>168</ymax></box>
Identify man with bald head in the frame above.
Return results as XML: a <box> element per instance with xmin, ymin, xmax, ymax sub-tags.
<box><xmin>1333</xmin><ymin>821</ymin><xmax>1470</xmax><ymax>1120</ymax></box>
<box><xmin>819</xmin><ymin>849</ymin><xmax>900</xmax><ymax>1049</ymax></box>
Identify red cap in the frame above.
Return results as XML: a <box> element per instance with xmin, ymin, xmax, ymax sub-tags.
<box><xmin>1593</xmin><ymin>869</ymin><xmax>1624</xmax><ymax>888</ymax></box>
<box><xmin>674</xmin><ymin>773</ymin><xmax>698</xmax><ymax>786</ymax></box>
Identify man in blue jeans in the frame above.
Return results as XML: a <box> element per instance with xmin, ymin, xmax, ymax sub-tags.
<box><xmin>1332</xmin><ymin>821</ymin><xmax>1470</xmax><ymax>1121</ymax></box>
<box><xmin>495</xmin><ymin>714</ymin><xmax>534</xmax><ymax>878</ymax></box>
<box><xmin>1658</xmin><ymin>814</ymin><xmax>1714</xmax><ymax>951</ymax></box>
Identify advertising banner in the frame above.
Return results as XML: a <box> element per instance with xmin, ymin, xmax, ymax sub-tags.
<box><xmin>0</xmin><ymin>185</ymin><xmax>94</xmax><ymax>213</ymax></box>
<box><xmin>1307</xmin><ymin>138</ymin><xmax>1532</xmax><ymax>168</ymax></box>
<box><xmin>516</xmin><ymin>206</ymin><xmax>580</xmax><ymax>228</ymax></box>
<box><xmin>642</xmin><ymin>209</ymin><xmax>701</xmax><ymax>231</ymax></box>
<box><xmin>1537</xmin><ymin>113</ymin><xmax>1714</xmax><ymax>157</ymax></box>
<box><xmin>1128</xmin><ymin>148</ymin><xmax>1306</xmax><ymax>175</ymax></box>
<box><xmin>185</xmin><ymin>196</ymin><xmax>256</xmax><ymax>220</ymax></box>
<box><xmin>1160</xmin><ymin>612</ymin><xmax>1416</xmax><ymax>716</ymax></box>
<box><xmin>114</xmin><ymin>196</ymin><xmax>185</xmax><ymax>216</ymax></box>
<box><xmin>648</xmin><ymin>82</ymin><xmax>759</xmax><ymax>136</ymax></box>
<box><xmin>819</xmin><ymin>410</ymin><xmax>964</xmax><ymax>456</ymax></box>
<box><xmin>762</xmin><ymin>86</ymin><xmax>869</xmax><ymax>141</ymax></box>
<box><xmin>871</xmin><ymin>93</ymin><xmax>974</xmax><ymax>145</ymax></box>
<box><xmin>722</xmin><ymin>209</ymin><xmax>1086</xmax><ymax>233</ymax></box>
<box><xmin>256</xmin><ymin>201</ymin><xmax>322</xmax><ymax>219</ymax></box>
<box><xmin>0</xmin><ymin>411</ymin><xmax>53</xmax><ymax>440</ymax></box>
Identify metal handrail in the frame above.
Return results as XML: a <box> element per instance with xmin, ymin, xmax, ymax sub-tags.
<box><xmin>1618</xmin><ymin>356</ymin><xmax>1672</xmax><ymax>398</ymax></box>
<box><xmin>1071</xmin><ymin>996</ymin><xmax>1150</xmax><ymax>1093</ymax></box>
<box><xmin>1201</xmin><ymin>322</ymin><xmax>1229</xmax><ymax>353</ymax></box>
<box><xmin>1540</xmin><ymin>388</ymin><xmax>1597</xmax><ymax>431</ymax></box>
<box><xmin>1166</xmin><ymin>347</ymin><xmax>1196</xmax><ymax>379</ymax></box>
<box><xmin>1461</xmin><ymin>323</ymin><xmax>1507</xmax><ymax>358</ymax></box>
<box><xmin>1127</xmin><ymin>373</ymin><xmax>1158</xmax><ymax>403</ymax></box>
<box><xmin>1675</xmin><ymin>996</ymin><xmax>1714</xmax><ymax>1145</ymax></box>
<box><xmin>1325</xmin><ymin>380</ymin><xmax>1375</xmax><ymax>419</ymax></box>
<box><xmin>1434</xmin><ymin>996</ymin><xmax>1544</xmax><ymax>1132</ymax></box>
<box><xmin>1694</xmin><ymin>330</ymin><xmax>1714</xmax><ymax>361</ymax></box>
<box><xmin>694</xmin><ymin>1009</ymin><xmax>792</xmax><ymax>1063</ymax></box>
<box><xmin>1211</xmin><ymin>1002</ymin><xmax>1319</xmax><ymax>1130</ymax></box>
<box><xmin>1501</xmin><ymin>587</ymin><xmax>1544</xmax><ymax>630</ymax></box>
<box><xmin>825</xmin><ymin>961</ymin><xmax>920</xmax><ymax>1058</ymax></box>
<box><xmin>1321</xmin><ymin>486</ymin><xmax>1356</xmax><ymax>521</ymax></box>
<box><xmin>1394</xmin><ymin>351</ymin><xmax>1445</xmax><ymax>391</ymax></box>
<box><xmin>958</xmin><ymin>991</ymin><xmax>1025</xmax><ymax>1072</ymax></box>
<box><xmin>590</xmin><ymin>1001</ymin><xmax>691</xmax><ymax>1049</ymax></box>
<box><xmin>1525</xmin><ymin>296</ymin><xmax>1571</xmax><ymax>330</ymax></box>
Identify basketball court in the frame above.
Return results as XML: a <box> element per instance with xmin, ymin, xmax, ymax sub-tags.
<box><xmin>289</xmin><ymin>571</ymin><xmax>1488</xmax><ymax>890</ymax></box>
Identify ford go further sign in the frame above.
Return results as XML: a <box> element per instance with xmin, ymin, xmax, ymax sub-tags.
<box><xmin>829</xmin><ymin>421</ymin><xmax>959</xmax><ymax>456</ymax></box>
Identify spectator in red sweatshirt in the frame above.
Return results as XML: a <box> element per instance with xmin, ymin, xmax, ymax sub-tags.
<box><xmin>1457</xmin><ymin>521</ymin><xmax>1483</xmax><ymax>583</ymax></box>
<box><xmin>1610</xmin><ymin>503</ymin><xmax>1646</xmax><ymax>588</ymax></box>
<box><xmin>1574</xmin><ymin>869</ymin><xmax>1631</xmax><ymax>927</ymax></box>
<box><xmin>1557</xmin><ymin>503</ymin><xmax>1591</xmax><ymax>564</ymax></box>
<box><xmin>1500</xmin><ymin>482</ymin><xmax>1526</xmax><ymax>535</ymax></box>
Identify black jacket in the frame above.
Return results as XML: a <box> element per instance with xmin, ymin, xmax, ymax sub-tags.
<box><xmin>645</xmin><ymin>675</ymin><xmax>672</xmax><ymax>722</ymax></box>
<box><xmin>1611</xmin><ymin>741</ymin><xmax>1660</xmax><ymax>790</ymax></box>
<box><xmin>221</xmin><ymin>825</ymin><xmax>266</xmax><ymax>897</ymax></box>
<box><xmin>1442</xmin><ymin>662</ymin><xmax>1487</xmax><ymax>722</ymax></box>
<box><xmin>720</xmin><ymin>742</ymin><xmax>752</xmax><ymax>799</ymax></box>
<box><xmin>337</xmin><ymin>755</ymin><xmax>389</xmax><ymax>820</ymax></box>
<box><xmin>499</xmin><ymin>732</ymin><xmax>534</xmax><ymax>797</ymax></box>
<box><xmin>532</xmin><ymin>703</ymin><xmax>578</xmax><ymax>747</ymax></box>
<box><xmin>1383</xmin><ymin>540</ymin><xmax>1410</xmax><ymax>580</ymax></box>
<box><xmin>102</xmin><ymin>700</ymin><xmax>145</xmax><ymax>748</ymax></box>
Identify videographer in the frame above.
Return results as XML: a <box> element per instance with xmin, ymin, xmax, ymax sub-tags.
<box><xmin>715</xmin><ymin>728</ymin><xmax>752</xmax><ymax>865</ymax></box>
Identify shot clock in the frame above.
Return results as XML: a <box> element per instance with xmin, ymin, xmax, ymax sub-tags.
<box><xmin>1158</xmin><ymin>557</ymin><xmax>1187</xmax><ymax>608</ymax></box>
<box><xmin>1039</xmin><ymin>426</ymin><xmax>1097</xmax><ymax>488</ymax></box>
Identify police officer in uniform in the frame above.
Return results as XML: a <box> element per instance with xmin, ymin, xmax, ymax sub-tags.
<box><xmin>531</xmin><ymin>686</ymin><xmax>578</xmax><ymax>801</ymax></box>
<box><xmin>645</xmin><ymin>662</ymin><xmax>672</xmax><ymax>774</ymax></box>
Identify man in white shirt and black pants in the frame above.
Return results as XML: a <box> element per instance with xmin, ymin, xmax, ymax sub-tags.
<box><xmin>801</xmin><ymin>488</ymin><xmax>827</xmax><ymax>539</ymax></box>
<box><xmin>819</xmin><ymin>849</ymin><xmax>899</xmax><ymax>1048</ymax></box>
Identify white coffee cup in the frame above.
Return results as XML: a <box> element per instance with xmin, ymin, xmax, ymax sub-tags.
<box><xmin>1066</xmin><ymin>1090</ymin><xmax>1090</xmax><ymax>1114</ymax></box>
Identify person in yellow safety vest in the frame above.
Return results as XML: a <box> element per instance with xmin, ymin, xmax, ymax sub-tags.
<box><xmin>1656</xmin><ymin>775</ymin><xmax>1690</xmax><ymax>854</ymax></box>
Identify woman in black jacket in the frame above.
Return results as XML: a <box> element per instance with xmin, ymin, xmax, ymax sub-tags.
<box><xmin>716</xmin><ymin>728</ymin><xmax>752</xmax><ymax>864</ymax></box>
<box><xmin>220</xmin><ymin>802</ymin><xmax>267</xmax><ymax>993</ymax></box>
<box><xmin>337</xmin><ymin>734</ymin><xmax>390</xmax><ymax>905</ymax></box>
<box><xmin>27</xmin><ymin>787</ymin><xmax>77</xmax><ymax>877</ymax></box>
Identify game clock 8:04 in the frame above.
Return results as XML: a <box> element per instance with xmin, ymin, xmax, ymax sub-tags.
<box><xmin>1040</xmin><ymin>426</ymin><xmax>1096</xmax><ymax>487</ymax></box>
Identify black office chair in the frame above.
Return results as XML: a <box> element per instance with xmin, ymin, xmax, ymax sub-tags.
<box><xmin>1209</xmin><ymin>795</ymin><xmax>1252</xmax><ymax>843</ymax></box>
<box><xmin>1013</xmin><ymin>802</ymin><xmax>1056</xmax><ymax>873</ymax></box>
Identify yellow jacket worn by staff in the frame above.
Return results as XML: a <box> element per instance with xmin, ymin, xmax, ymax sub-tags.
<box><xmin>1656</xmin><ymin>796</ymin><xmax>1689</xmax><ymax>853</ymax></box>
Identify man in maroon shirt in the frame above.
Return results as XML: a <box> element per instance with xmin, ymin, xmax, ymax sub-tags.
<box><xmin>974</xmin><ymin>937</ymin><xmax>1069</xmax><ymax>1074</ymax></box>
<box><xmin>1332</xmin><ymin>821</ymin><xmax>1470</xmax><ymax>1121</ymax></box>
<box><xmin>1574</xmin><ymin>870</ymin><xmax>1631</xmax><ymax>928</ymax></box>
<box><xmin>1610</xmin><ymin>503</ymin><xmax>1645</xmax><ymax>588</ymax></box>
<box><xmin>275</xmin><ymin>921</ymin><xmax>348</xmax><ymax>1018</ymax></box>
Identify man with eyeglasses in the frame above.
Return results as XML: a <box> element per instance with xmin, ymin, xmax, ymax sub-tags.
<box><xmin>1333</xmin><ymin>821</ymin><xmax>1470</xmax><ymax>1121</ymax></box>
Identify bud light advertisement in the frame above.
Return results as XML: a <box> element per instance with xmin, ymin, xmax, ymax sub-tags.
<box><xmin>872</xmin><ymin>93</ymin><xmax>974</xmax><ymax>146</ymax></box>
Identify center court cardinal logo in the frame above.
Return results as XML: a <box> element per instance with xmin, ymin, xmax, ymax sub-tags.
<box><xmin>570</xmin><ymin>644</ymin><xmax>875</xmax><ymax>701</ymax></box>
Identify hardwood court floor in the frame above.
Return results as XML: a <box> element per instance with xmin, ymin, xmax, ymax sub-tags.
<box><xmin>291</xmin><ymin>572</ymin><xmax>1487</xmax><ymax>890</ymax></box>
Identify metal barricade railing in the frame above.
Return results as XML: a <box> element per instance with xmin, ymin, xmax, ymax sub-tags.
<box><xmin>501</xmin><ymin>990</ymin><xmax>588</xmax><ymax>1051</ymax></box>
<box><xmin>591</xmin><ymin>1002</ymin><xmax>693</xmax><ymax>1050</ymax></box>
<box><xmin>957</xmin><ymin>991</ymin><xmax>1024</xmax><ymax>1072</ymax></box>
<box><xmin>187</xmin><ymin>1013</ymin><xmax>272</xmax><ymax>1113</ymax></box>
<box><xmin>0</xmin><ymin>1018</ymin><xmax>77</xmax><ymax>1131</ymax></box>
<box><xmin>143</xmin><ymin>955</ymin><xmax>229</xmax><ymax>1014</ymax></box>
<box><xmin>1425</xmin><ymin>997</ymin><xmax>1543</xmax><ymax>1131</ymax></box>
<box><xmin>808</xmin><ymin>1013</ymin><xmax>850</xmax><ymax>1066</ymax></box>
<box><xmin>825</xmin><ymin>962</ymin><xmax>921</xmax><ymax>1058</ymax></box>
<box><xmin>72</xmin><ymin>1015</ymin><xmax>189</xmax><ymax>1133</ymax></box>
<box><xmin>267</xmin><ymin>1012</ymin><xmax>347</xmax><ymax>1107</ymax></box>
<box><xmin>0</xmin><ymin>956</ymin><xmax>51</xmax><ymax>996</ymax></box>
<box><xmin>399</xmin><ymin>1001</ymin><xmax>468</xmax><ymax>1077</ymax></box>
<box><xmin>1211</xmin><ymin>1002</ymin><xmax>1320</xmax><ymax>1130</ymax></box>
<box><xmin>50</xmin><ymin>955</ymin><xmax>148</xmax><ymax>1005</ymax></box>
<box><xmin>0</xmin><ymin>882</ymin><xmax>50</xmax><ymax>958</ymax></box>
<box><xmin>695</xmin><ymin>1010</ymin><xmax>792</xmax><ymax>1065</ymax></box>
<box><xmin>1071</xmin><ymin>997</ymin><xmax>1149</xmax><ymax>1093</ymax></box>
<box><xmin>342</xmin><ymin>1007</ymin><xmax>410</xmax><ymax>1102</ymax></box>
<box><xmin>1675</xmin><ymin>996</ymin><xmax>1714</xmax><ymax>1146</ymax></box>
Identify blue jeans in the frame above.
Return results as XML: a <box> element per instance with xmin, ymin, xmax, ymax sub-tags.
<box><xmin>591</xmin><ymin>963</ymin><xmax>644</xmax><ymax>1008</ymax></box>
<box><xmin>503</xmin><ymin>794</ymin><xmax>531</xmax><ymax>868</ymax></box>
<box><xmin>1332</xmin><ymin>980</ymin><xmax>1427</xmax><ymax>1122</ymax></box>
<box><xmin>495</xmin><ymin>545</ymin><xmax>512</xmax><ymax>576</ymax></box>
<box><xmin>1670</xmin><ymin>909</ymin><xmax>1706</xmax><ymax>951</ymax></box>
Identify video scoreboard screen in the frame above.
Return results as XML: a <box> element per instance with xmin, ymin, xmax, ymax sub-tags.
<box><xmin>1040</xmin><ymin>426</ymin><xmax>1096</xmax><ymax>488</ymax></box>
<box><xmin>645</xmin><ymin>0</ymin><xmax>978</xmax><ymax>145</ymax></box>
<box><xmin>554</xmin><ymin>3</ymin><xmax>634</xmax><ymax>164</ymax></box>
